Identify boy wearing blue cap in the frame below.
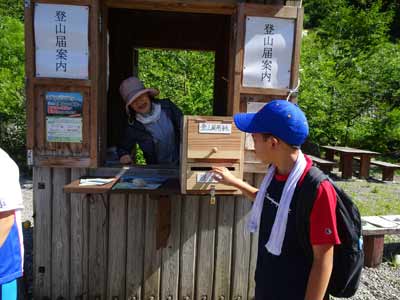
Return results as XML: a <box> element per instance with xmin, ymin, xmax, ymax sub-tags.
<box><xmin>212</xmin><ymin>100</ymin><xmax>340</xmax><ymax>300</ymax></box>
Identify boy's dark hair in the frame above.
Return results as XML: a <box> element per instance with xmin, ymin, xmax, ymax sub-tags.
<box><xmin>261</xmin><ymin>133</ymin><xmax>274</xmax><ymax>141</ymax></box>
<box><xmin>261</xmin><ymin>133</ymin><xmax>300</xmax><ymax>149</ymax></box>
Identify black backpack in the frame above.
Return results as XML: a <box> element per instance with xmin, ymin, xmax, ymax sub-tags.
<box><xmin>296</xmin><ymin>167</ymin><xmax>364</xmax><ymax>298</ymax></box>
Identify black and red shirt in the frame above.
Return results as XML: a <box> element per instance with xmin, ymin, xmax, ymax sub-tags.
<box><xmin>255</xmin><ymin>155</ymin><xmax>340</xmax><ymax>300</ymax></box>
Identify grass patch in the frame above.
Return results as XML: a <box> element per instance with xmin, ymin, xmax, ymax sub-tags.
<box><xmin>335</xmin><ymin>180</ymin><xmax>400</xmax><ymax>216</ymax></box>
<box><xmin>334</xmin><ymin>173</ymin><xmax>400</xmax><ymax>244</ymax></box>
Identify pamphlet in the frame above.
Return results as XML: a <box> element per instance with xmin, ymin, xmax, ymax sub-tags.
<box><xmin>112</xmin><ymin>175</ymin><xmax>168</xmax><ymax>190</ymax></box>
<box><xmin>79</xmin><ymin>177</ymin><xmax>114</xmax><ymax>186</ymax></box>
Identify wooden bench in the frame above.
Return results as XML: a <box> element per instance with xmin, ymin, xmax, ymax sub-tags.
<box><xmin>370</xmin><ymin>160</ymin><xmax>400</xmax><ymax>181</ymax></box>
<box><xmin>353</xmin><ymin>157</ymin><xmax>400</xmax><ymax>181</ymax></box>
<box><xmin>362</xmin><ymin>215</ymin><xmax>400</xmax><ymax>267</ymax></box>
<box><xmin>307</xmin><ymin>155</ymin><xmax>337</xmax><ymax>173</ymax></box>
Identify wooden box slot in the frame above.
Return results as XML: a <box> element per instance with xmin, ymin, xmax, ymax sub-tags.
<box><xmin>181</xmin><ymin>116</ymin><xmax>244</xmax><ymax>194</ymax></box>
<box><xmin>185</xmin><ymin>163</ymin><xmax>241</xmax><ymax>193</ymax></box>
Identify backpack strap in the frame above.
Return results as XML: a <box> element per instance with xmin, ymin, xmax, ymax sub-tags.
<box><xmin>295</xmin><ymin>167</ymin><xmax>328</xmax><ymax>259</ymax></box>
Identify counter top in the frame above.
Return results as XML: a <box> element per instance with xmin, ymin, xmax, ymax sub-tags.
<box><xmin>64</xmin><ymin>165</ymin><xmax>180</xmax><ymax>194</ymax></box>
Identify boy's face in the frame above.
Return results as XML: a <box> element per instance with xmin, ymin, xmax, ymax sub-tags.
<box><xmin>252</xmin><ymin>133</ymin><xmax>275</xmax><ymax>163</ymax></box>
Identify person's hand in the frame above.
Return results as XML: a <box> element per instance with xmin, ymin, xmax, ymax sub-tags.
<box><xmin>211</xmin><ymin>166</ymin><xmax>259</xmax><ymax>200</ymax></box>
<box><xmin>211</xmin><ymin>166</ymin><xmax>238</xmax><ymax>187</ymax></box>
<box><xmin>120</xmin><ymin>154</ymin><xmax>132</xmax><ymax>164</ymax></box>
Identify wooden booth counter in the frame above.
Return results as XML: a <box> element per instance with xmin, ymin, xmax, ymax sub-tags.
<box><xmin>33</xmin><ymin>163</ymin><xmax>262</xmax><ymax>300</ymax></box>
<box><xmin>64</xmin><ymin>165</ymin><xmax>182</xmax><ymax>255</ymax></box>
<box><xmin>26</xmin><ymin>1</ymin><xmax>304</xmax><ymax>299</ymax></box>
<box><xmin>63</xmin><ymin>165</ymin><xmax>181</xmax><ymax>195</ymax></box>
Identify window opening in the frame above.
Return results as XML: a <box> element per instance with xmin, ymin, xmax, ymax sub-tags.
<box><xmin>133</xmin><ymin>48</ymin><xmax>215</xmax><ymax>165</ymax></box>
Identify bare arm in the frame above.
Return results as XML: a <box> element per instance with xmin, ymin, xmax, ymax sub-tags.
<box><xmin>305</xmin><ymin>244</ymin><xmax>334</xmax><ymax>300</ymax></box>
<box><xmin>0</xmin><ymin>210</ymin><xmax>15</xmax><ymax>247</ymax></box>
<box><xmin>211</xmin><ymin>167</ymin><xmax>258</xmax><ymax>200</ymax></box>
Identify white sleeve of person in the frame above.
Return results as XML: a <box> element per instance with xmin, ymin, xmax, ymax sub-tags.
<box><xmin>0</xmin><ymin>148</ymin><xmax>24</xmax><ymax>212</ymax></box>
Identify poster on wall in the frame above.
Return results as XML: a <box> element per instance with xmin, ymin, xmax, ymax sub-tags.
<box><xmin>46</xmin><ymin>92</ymin><xmax>83</xmax><ymax>143</ymax></box>
<box><xmin>34</xmin><ymin>3</ymin><xmax>89</xmax><ymax>79</ymax></box>
<box><xmin>243</xmin><ymin>16</ymin><xmax>295</xmax><ymax>89</ymax></box>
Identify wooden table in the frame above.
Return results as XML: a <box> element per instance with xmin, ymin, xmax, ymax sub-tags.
<box><xmin>362</xmin><ymin>215</ymin><xmax>400</xmax><ymax>267</ymax></box>
<box><xmin>321</xmin><ymin>146</ymin><xmax>379</xmax><ymax>179</ymax></box>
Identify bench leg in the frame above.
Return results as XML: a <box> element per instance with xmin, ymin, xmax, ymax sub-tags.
<box><xmin>341</xmin><ymin>153</ymin><xmax>353</xmax><ymax>179</ymax></box>
<box><xmin>382</xmin><ymin>168</ymin><xmax>394</xmax><ymax>181</ymax></box>
<box><xmin>363</xmin><ymin>235</ymin><xmax>384</xmax><ymax>268</ymax></box>
<box><xmin>359</xmin><ymin>155</ymin><xmax>371</xmax><ymax>179</ymax></box>
<box><xmin>325</xmin><ymin>149</ymin><xmax>334</xmax><ymax>161</ymax></box>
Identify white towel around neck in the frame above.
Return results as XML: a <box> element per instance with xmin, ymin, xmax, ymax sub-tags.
<box><xmin>247</xmin><ymin>150</ymin><xmax>307</xmax><ymax>256</ymax></box>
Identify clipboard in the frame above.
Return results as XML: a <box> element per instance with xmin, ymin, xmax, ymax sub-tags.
<box><xmin>64</xmin><ymin>168</ymin><xmax>127</xmax><ymax>193</ymax></box>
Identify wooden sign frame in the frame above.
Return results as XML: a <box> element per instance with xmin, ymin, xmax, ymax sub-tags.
<box><xmin>228</xmin><ymin>3</ymin><xmax>304</xmax><ymax>114</ymax></box>
<box><xmin>25</xmin><ymin>0</ymin><xmax>107</xmax><ymax>167</ymax></box>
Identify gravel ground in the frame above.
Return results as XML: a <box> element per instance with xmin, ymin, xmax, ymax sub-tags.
<box><xmin>19</xmin><ymin>176</ymin><xmax>400</xmax><ymax>299</ymax></box>
<box><xmin>20</xmin><ymin>178</ymin><xmax>33</xmax><ymax>299</ymax></box>
<box><xmin>20</xmin><ymin>178</ymin><xmax>33</xmax><ymax>224</ymax></box>
<box><xmin>345</xmin><ymin>263</ymin><xmax>400</xmax><ymax>300</ymax></box>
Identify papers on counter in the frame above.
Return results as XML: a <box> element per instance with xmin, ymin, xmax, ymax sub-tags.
<box><xmin>79</xmin><ymin>177</ymin><xmax>115</xmax><ymax>186</ymax></box>
<box><xmin>112</xmin><ymin>175</ymin><xmax>168</xmax><ymax>190</ymax></box>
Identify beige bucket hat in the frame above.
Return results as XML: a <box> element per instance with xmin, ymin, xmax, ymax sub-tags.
<box><xmin>119</xmin><ymin>77</ymin><xmax>159</xmax><ymax>115</ymax></box>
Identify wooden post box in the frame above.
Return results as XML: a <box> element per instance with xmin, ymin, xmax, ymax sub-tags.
<box><xmin>180</xmin><ymin>116</ymin><xmax>244</xmax><ymax>194</ymax></box>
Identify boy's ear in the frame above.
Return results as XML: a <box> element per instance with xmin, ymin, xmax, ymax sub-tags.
<box><xmin>270</xmin><ymin>136</ymin><xmax>280</xmax><ymax>147</ymax></box>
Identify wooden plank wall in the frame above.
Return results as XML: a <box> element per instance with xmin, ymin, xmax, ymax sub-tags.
<box><xmin>33</xmin><ymin>168</ymin><xmax>259</xmax><ymax>300</ymax></box>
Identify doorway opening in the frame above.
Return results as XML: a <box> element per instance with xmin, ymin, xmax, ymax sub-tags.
<box><xmin>107</xmin><ymin>8</ymin><xmax>231</xmax><ymax>165</ymax></box>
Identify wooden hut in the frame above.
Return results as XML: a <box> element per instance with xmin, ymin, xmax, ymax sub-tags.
<box><xmin>24</xmin><ymin>0</ymin><xmax>303</xmax><ymax>299</ymax></box>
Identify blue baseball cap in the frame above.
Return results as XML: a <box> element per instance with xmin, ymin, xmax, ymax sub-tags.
<box><xmin>234</xmin><ymin>100</ymin><xmax>309</xmax><ymax>147</ymax></box>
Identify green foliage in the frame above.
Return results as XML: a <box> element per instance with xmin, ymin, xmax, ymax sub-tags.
<box><xmin>0</xmin><ymin>16</ymin><xmax>25</xmax><ymax>118</ymax></box>
<box><xmin>303</xmin><ymin>0</ymin><xmax>346</xmax><ymax>29</ymax></box>
<box><xmin>135</xmin><ymin>143</ymin><xmax>146</xmax><ymax>165</ymax></box>
<box><xmin>134</xmin><ymin>49</ymin><xmax>215</xmax><ymax>164</ymax></box>
<box><xmin>304</xmin><ymin>0</ymin><xmax>400</xmax><ymax>39</ymax></box>
<box><xmin>300</xmin><ymin>1</ymin><xmax>400</xmax><ymax>154</ymax></box>
<box><xmin>316</xmin><ymin>1</ymin><xmax>393</xmax><ymax>55</ymax></box>
<box><xmin>0</xmin><ymin>16</ymin><xmax>26</xmax><ymax>170</ymax></box>
<box><xmin>138</xmin><ymin>49</ymin><xmax>215</xmax><ymax>116</ymax></box>
<box><xmin>0</xmin><ymin>0</ymin><xmax>24</xmax><ymax>21</ymax></box>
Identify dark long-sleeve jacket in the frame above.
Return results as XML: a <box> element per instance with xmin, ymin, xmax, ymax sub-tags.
<box><xmin>117</xmin><ymin>99</ymin><xmax>183</xmax><ymax>164</ymax></box>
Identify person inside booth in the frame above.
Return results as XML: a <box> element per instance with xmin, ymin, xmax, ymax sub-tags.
<box><xmin>117</xmin><ymin>77</ymin><xmax>183</xmax><ymax>165</ymax></box>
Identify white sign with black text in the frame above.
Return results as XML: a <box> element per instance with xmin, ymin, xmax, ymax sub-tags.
<box><xmin>243</xmin><ymin>16</ymin><xmax>295</xmax><ymax>89</ymax></box>
<box><xmin>34</xmin><ymin>3</ymin><xmax>89</xmax><ymax>79</ymax></box>
<box><xmin>198</xmin><ymin>123</ymin><xmax>232</xmax><ymax>134</ymax></box>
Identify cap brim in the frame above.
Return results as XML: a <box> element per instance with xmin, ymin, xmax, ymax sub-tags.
<box><xmin>234</xmin><ymin>113</ymin><xmax>257</xmax><ymax>133</ymax></box>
